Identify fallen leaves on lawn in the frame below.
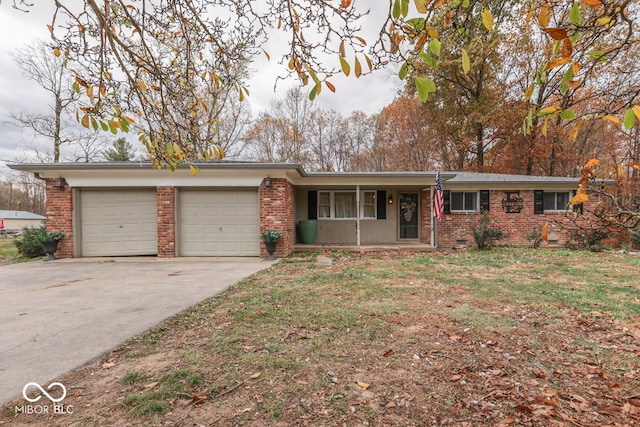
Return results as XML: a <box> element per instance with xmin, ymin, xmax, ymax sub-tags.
<box><xmin>3</xmin><ymin>251</ymin><xmax>639</xmax><ymax>426</ymax></box>
<box><xmin>190</xmin><ymin>391</ymin><xmax>208</xmax><ymax>405</ymax></box>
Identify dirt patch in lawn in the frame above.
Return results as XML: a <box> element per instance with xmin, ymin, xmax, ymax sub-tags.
<box><xmin>2</xmin><ymin>249</ymin><xmax>640</xmax><ymax>426</ymax></box>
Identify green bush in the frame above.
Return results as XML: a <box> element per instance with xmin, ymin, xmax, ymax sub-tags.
<box><xmin>472</xmin><ymin>210</ymin><xmax>508</xmax><ymax>249</ymax></box>
<box><xmin>14</xmin><ymin>226</ymin><xmax>64</xmax><ymax>258</ymax></box>
<box><xmin>14</xmin><ymin>226</ymin><xmax>46</xmax><ymax>258</ymax></box>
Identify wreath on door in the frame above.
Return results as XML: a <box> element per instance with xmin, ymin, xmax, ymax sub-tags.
<box><xmin>401</xmin><ymin>198</ymin><xmax>417</xmax><ymax>222</ymax></box>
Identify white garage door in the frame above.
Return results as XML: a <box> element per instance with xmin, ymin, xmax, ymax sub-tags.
<box><xmin>80</xmin><ymin>189</ymin><xmax>158</xmax><ymax>256</ymax></box>
<box><xmin>179</xmin><ymin>190</ymin><xmax>259</xmax><ymax>256</ymax></box>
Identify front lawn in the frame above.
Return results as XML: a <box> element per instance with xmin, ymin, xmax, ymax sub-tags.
<box><xmin>0</xmin><ymin>237</ymin><xmax>20</xmax><ymax>264</ymax></box>
<box><xmin>3</xmin><ymin>248</ymin><xmax>639</xmax><ymax>426</ymax></box>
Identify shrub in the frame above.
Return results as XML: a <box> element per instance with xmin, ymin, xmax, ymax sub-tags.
<box><xmin>14</xmin><ymin>226</ymin><xmax>46</xmax><ymax>258</ymax></box>
<box><xmin>526</xmin><ymin>228</ymin><xmax>544</xmax><ymax>249</ymax></box>
<box><xmin>568</xmin><ymin>228</ymin><xmax>610</xmax><ymax>250</ymax></box>
<box><xmin>14</xmin><ymin>226</ymin><xmax>65</xmax><ymax>259</ymax></box>
<box><xmin>472</xmin><ymin>210</ymin><xmax>508</xmax><ymax>249</ymax></box>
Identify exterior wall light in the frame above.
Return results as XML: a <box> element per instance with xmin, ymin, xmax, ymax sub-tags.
<box><xmin>54</xmin><ymin>178</ymin><xmax>66</xmax><ymax>189</ymax></box>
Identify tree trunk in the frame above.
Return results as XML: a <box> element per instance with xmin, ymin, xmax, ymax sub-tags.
<box><xmin>54</xmin><ymin>95</ymin><xmax>62</xmax><ymax>163</ymax></box>
<box><xmin>476</xmin><ymin>122</ymin><xmax>484</xmax><ymax>170</ymax></box>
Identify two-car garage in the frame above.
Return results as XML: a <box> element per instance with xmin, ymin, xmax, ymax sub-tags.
<box><xmin>77</xmin><ymin>188</ymin><xmax>259</xmax><ymax>257</ymax></box>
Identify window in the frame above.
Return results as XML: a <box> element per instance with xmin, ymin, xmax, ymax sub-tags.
<box><xmin>335</xmin><ymin>192</ymin><xmax>357</xmax><ymax>218</ymax></box>
<box><xmin>318</xmin><ymin>192</ymin><xmax>331</xmax><ymax>218</ymax></box>
<box><xmin>317</xmin><ymin>191</ymin><xmax>377</xmax><ymax>219</ymax></box>
<box><xmin>450</xmin><ymin>192</ymin><xmax>478</xmax><ymax>212</ymax></box>
<box><xmin>543</xmin><ymin>192</ymin><xmax>570</xmax><ymax>211</ymax></box>
<box><xmin>362</xmin><ymin>191</ymin><xmax>376</xmax><ymax>218</ymax></box>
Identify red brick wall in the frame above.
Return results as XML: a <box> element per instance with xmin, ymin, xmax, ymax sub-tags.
<box><xmin>420</xmin><ymin>189</ymin><xmax>432</xmax><ymax>244</ymax></box>
<box><xmin>435</xmin><ymin>189</ymin><xmax>598</xmax><ymax>248</ymax></box>
<box><xmin>45</xmin><ymin>179</ymin><xmax>73</xmax><ymax>258</ymax></box>
<box><xmin>157</xmin><ymin>186</ymin><xmax>176</xmax><ymax>257</ymax></box>
<box><xmin>259</xmin><ymin>178</ymin><xmax>294</xmax><ymax>258</ymax></box>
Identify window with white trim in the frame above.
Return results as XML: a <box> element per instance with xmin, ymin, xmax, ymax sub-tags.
<box><xmin>317</xmin><ymin>191</ymin><xmax>377</xmax><ymax>219</ymax></box>
<box><xmin>318</xmin><ymin>191</ymin><xmax>331</xmax><ymax>218</ymax></box>
<box><xmin>543</xmin><ymin>191</ymin><xmax>571</xmax><ymax>211</ymax></box>
<box><xmin>362</xmin><ymin>191</ymin><xmax>376</xmax><ymax>218</ymax></box>
<box><xmin>450</xmin><ymin>191</ymin><xmax>478</xmax><ymax>212</ymax></box>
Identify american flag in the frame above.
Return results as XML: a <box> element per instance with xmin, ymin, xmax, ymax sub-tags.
<box><xmin>434</xmin><ymin>171</ymin><xmax>444</xmax><ymax>220</ymax></box>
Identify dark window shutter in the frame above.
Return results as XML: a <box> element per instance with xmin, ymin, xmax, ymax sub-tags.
<box><xmin>534</xmin><ymin>190</ymin><xmax>544</xmax><ymax>214</ymax></box>
<box><xmin>308</xmin><ymin>191</ymin><xmax>317</xmax><ymax>220</ymax></box>
<box><xmin>443</xmin><ymin>190</ymin><xmax>451</xmax><ymax>214</ymax></box>
<box><xmin>376</xmin><ymin>190</ymin><xmax>386</xmax><ymax>220</ymax></box>
<box><xmin>480</xmin><ymin>190</ymin><xmax>490</xmax><ymax>211</ymax></box>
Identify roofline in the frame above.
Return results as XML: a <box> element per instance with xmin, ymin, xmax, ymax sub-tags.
<box><xmin>305</xmin><ymin>171</ymin><xmax>457</xmax><ymax>180</ymax></box>
<box><xmin>7</xmin><ymin>161</ymin><xmax>610</xmax><ymax>185</ymax></box>
<box><xmin>446</xmin><ymin>177</ymin><xmax>617</xmax><ymax>186</ymax></box>
<box><xmin>7</xmin><ymin>162</ymin><xmax>460</xmax><ymax>181</ymax></box>
<box><xmin>446</xmin><ymin>178</ymin><xmax>580</xmax><ymax>185</ymax></box>
<box><xmin>7</xmin><ymin>161</ymin><xmax>307</xmax><ymax>175</ymax></box>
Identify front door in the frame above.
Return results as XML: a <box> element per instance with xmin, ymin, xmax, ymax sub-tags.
<box><xmin>399</xmin><ymin>192</ymin><xmax>419</xmax><ymax>239</ymax></box>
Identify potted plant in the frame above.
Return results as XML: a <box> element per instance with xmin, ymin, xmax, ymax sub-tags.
<box><xmin>260</xmin><ymin>231</ymin><xmax>281</xmax><ymax>260</ymax></box>
<box><xmin>36</xmin><ymin>230</ymin><xmax>65</xmax><ymax>261</ymax></box>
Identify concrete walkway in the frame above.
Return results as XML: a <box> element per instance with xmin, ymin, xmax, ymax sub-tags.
<box><xmin>0</xmin><ymin>257</ymin><xmax>274</xmax><ymax>404</ymax></box>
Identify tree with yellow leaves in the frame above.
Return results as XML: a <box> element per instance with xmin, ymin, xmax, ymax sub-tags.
<box><xmin>5</xmin><ymin>0</ymin><xmax>639</xmax><ymax>172</ymax></box>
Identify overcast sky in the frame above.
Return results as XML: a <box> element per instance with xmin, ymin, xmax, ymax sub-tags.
<box><xmin>0</xmin><ymin>3</ymin><xmax>402</xmax><ymax>177</ymax></box>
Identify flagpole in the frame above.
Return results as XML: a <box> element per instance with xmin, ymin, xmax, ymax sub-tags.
<box><xmin>434</xmin><ymin>204</ymin><xmax>438</xmax><ymax>248</ymax></box>
<box><xmin>431</xmin><ymin>185</ymin><xmax>437</xmax><ymax>247</ymax></box>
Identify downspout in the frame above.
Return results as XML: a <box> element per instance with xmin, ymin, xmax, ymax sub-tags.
<box><xmin>34</xmin><ymin>173</ymin><xmax>48</xmax><ymax>216</ymax></box>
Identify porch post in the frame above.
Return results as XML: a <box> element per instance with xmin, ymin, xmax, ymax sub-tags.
<box><xmin>356</xmin><ymin>185</ymin><xmax>361</xmax><ymax>246</ymax></box>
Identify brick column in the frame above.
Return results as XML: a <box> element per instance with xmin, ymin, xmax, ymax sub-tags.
<box><xmin>157</xmin><ymin>186</ymin><xmax>176</xmax><ymax>257</ymax></box>
<box><xmin>420</xmin><ymin>188</ymin><xmax>432</xmax><ymax>245</ymax></box>
<box><xmin>45</xmin><ymin>179</ymin><xmax>73</xmax><ymax>258</ymax></box>
<box><xmin>259</xmin><ymin>178</ymin><xmax>294</xmax><ymax>258</ymax></box>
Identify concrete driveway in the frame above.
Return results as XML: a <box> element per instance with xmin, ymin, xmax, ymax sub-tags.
<box><xmin>0</xmin><ymin>257</ymin><xmax>274</xmax><ymax>404</ymax></box>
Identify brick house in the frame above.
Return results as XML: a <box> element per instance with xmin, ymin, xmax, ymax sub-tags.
<box><xmin>8</xmin><ymin>162</ymin><xmax>597</xmax><ymax>258</ymax></box>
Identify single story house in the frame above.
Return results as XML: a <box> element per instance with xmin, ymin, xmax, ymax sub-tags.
<box><xmin>8</xmin><ymin>162</ymin><xmax>596</xmax><ymax>258</ymax></box>
<box><xmin>0</xmin><ymin>210</ymin><xmax>46</xmax><ymax>233</ymax></box>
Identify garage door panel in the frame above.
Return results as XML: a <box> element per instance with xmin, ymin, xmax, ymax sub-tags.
<box><xmin>81</xmin><ymin>190</ymin><xmax>157</xmax><ymax>257</ymax></box>
<box><xmin>180</xmin><ymin>190</ymin><xmax>259</xmax><ymax>256</ymax></box>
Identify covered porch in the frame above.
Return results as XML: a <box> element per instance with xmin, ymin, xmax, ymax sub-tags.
<box><xmin>291</xmin><ymin>172</ymin><xmax>456</xmax><ymax>248</ymax></box>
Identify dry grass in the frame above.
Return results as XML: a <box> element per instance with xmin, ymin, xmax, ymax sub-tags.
<box><xmin>2</xmin><ymin>248</ymin><xmax>640</xmax><ymax>426</ymax></box>
<box><xmin>0</xmin><ymin>237</ymin><xmax>19</xmax><ymax>265</ymax></box>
